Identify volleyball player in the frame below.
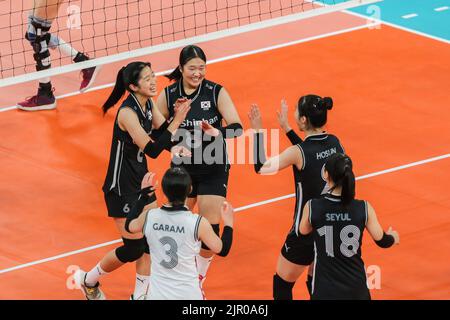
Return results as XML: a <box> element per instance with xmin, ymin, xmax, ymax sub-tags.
<box><xmin>125</xmin><ymin>168</ymin><xmax>235</xmax><ymax>300</ymax></box>
<box><xmin>74</xmin><ymin>62</ymin><xmax>191</xmax><ymax>300</ymax></box>
<box><xmin>249</xmin><ymin>96</ymin><xmax>345</xmax><ymax>300</ymax></box>
<box><xmin>18</xmin><ymin>0</ymin><xmax>99</xmax><ymax>111</ymax></box>
<box><xmin>299</xmin><ymin>153</ymin><xmax>400</xmax><ymax>299</ymax></box>
<box><xmin>156</xmin><ymin>45</ymin><xmax>243</xmax><ymax>289</ymax></box>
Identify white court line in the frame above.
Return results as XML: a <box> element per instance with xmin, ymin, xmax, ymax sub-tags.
<box><xmin>434</xmin><ymin>7</ymin><xmax>449</xmax><ymax>12</ymax></box>
<box><xmin>343</xmin><ymin>10</ymin><xmax>450</xmax><ymax>44</ymax></box>
<box><xmin>0</xmin><ymin>153</ymin><xmax>448</xmax><ymax>275</ymax></box>
<box><xmin>0</xmin><ymin>22</ymin><xmax>378</xmax><ymax>113</ymax></box>
<box><xmin>402</xmin><ymin>13</ymin><xmax>418</xmax><ymax>19</ymax></box>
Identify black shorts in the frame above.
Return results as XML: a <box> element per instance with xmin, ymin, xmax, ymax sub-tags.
<box><xmin>280</xmin><ymin>229</ymin><xmax>315</xmax><ymax>266</ymax></box>
<box><xmin>188</xmin><ymin>170</ymin><xmax>229</xmax><ymax>198</ymax></box>
<box><xmin>104</xmin><ymin>191</ymin><xmax>157</xmax><ymax>218</ymax></box>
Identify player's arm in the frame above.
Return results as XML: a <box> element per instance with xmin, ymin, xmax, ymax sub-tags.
<box><xmin>216</xmin><ymin>88</ymin><xmax>243</xmax><ymax>138</ymax></box>
<box><xmin>198</xmin><ymin>202</ymin><xmax>234</xmax><ymax>257</ymax></box>
<box><xmin>366</xmin><ymin>201</ymin><xmax>400</xmax><ymax>248</ymax></box>
<box><xmin>118</xmin><ymin>103</ymin><xmax>189</xmax><ymax>158</ymax></box>
<box><xmin>155</xmin><ymin>90</ymin><xmax>170</xmax><ymax>119</ymax></box>
<box><xmin>249</xmin><ymin>104</ymin><xmax>303</xmax><ymax>174</ymax></box>
<box><xmin>299</xmin><ymin>200</ymin><xmax>313</xmax><ymax>235</ymax></box>
<box><xmin>276</xmin><ymin>99</ymin><xmax>302</xmax><ymax>145</ymax></box>
<box><xmin>125</xmin><ymin>173</ymin><xmax>157</xmax><ymax>234</ymax></box>
<box><xmin>151</xmin><ymin>100</ymin><xmax>168</xmax><ymax>129</ymax></box>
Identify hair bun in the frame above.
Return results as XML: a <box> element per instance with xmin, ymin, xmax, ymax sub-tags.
<box><xmin>322</xmin><ymin>97</ymin><xmax>333</xmax><ymax>110</ymax></box>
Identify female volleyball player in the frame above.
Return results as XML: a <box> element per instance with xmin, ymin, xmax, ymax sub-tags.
<box><xmin>18</xmin><ymin>0</ymin><xmax>98</xmax><ymax>111</ymax></box>
<box><xmin>74</xmin><ymin>61</ymin><xmax>191</xmax><ymax>300</ymax></box>
<box><xmin>299</xmin><ymin>153</ymin><xmax>400</xmax><ymax>300</ymax></box>
<box><xmin>156</xmin><ymin>45</ymin><xmax>243</xmax><ymax>288</ymax></box>
<box><xmin>125</xmin><ymin>167</ymin><xmax>235</xmax><ymax>300</ymax></box>
<box><xmin>249</xmin><ymin>96</ymin><xmax>345</xmax><ymax>300</ymax></box>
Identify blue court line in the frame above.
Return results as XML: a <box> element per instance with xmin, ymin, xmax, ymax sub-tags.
<box><xmin>348</xmin><ymin>0</ymin><xmax>450</xmax><ymax>40</ymax></box>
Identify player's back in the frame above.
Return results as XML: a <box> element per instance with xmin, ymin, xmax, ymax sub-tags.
<box><xmin>310</xmin><ymin>194</ymin><xmax>370</xmax><ymax>300</ymax></box>
<box><xmin>143</xmin><ymin>205</ymin><xmax>203</xmax><ymax>300</ymax></box>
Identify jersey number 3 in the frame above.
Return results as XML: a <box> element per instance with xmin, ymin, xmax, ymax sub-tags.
<box><xmin>317</xmin><ymin>225</ymin><xmax>360</xmax><ymax>258</ymax></box>
<box><xmin>159</xmin><ymin>236</ymin><xmax>179</xmax><ymax>269</ymax></box>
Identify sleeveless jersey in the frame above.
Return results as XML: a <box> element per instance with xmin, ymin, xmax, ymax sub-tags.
<box><xmin>291</xmin><ymin>133</ymin><xmax>345</xmax><ymax>235</ymax></box>
<box><xmin>102</xmin><ymin>93</ymin><xmax>153</xmax><ymax>196</ymax></box>
<box><xmin>309</xmin><ymin>194</ymin><xmax>369</xmax><ymax>299</ymax></box>
<box><xmin>165</xmin><ymin>79</ymin><xmax>229</xmax><ymax>174</ymax></box>
<box><xmin>143</xmin><ymin>205</ymin><xmax>202</xmax><ymax>299</ymax></box>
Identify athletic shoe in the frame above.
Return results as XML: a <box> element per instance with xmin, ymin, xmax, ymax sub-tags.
<box><xmin>17</xmin><ymin>91</ymin><xmax>56</xmax><ymax>111</ymax></box>
<box><xmin>74</xmin><ymin>269</ymin><xmax>106</xmax><ymax>300</ymax></box>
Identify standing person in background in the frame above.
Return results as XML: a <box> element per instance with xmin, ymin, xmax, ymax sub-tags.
<box><xmin>18</xmin><ymin>0</ymin><xmax>99</xmax><ymax>111</ymax></box>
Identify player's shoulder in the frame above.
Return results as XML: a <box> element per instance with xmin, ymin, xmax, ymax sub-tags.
<box><xmin>119</xmin><ymin>94</ymin><xmax>139</xmax><ymax>113</ymax></box>
<box><xmin>203</xmin><ymin>79</ymin><xmax>222</xmax><ymax>91</ymax></box>
<box><xmin>166</xmin><ymin>80</ymin><xmax>179</xmax><ymax>94</ymax></box>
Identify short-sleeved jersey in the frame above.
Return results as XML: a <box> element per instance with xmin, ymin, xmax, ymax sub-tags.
<box><xmin>102</xmin><ymin>93</ymin><xmax>153</xmax><ymax>196</ymax></box>
<box><xmin>165</xmin><ymin>79</ymin><xmax>229</xmax><ymax>174</ymax></box>
<box><xmin>291</xmin><ymin>133</ymin><xmax>345</xmax><ymax>235</ymax></box>
<box><xmin>309</xmin><ymin>194</ymin><xmax>370</xmax><ymax>299</ymax></box>
<box><xmin>143</xmin><ymin>205</ymin><xmax>202</xmax><ymax>284</ymax></box>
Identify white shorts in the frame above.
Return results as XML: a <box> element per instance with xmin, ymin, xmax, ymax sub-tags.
<box><xmin>147</xmin><ymin>276</ymin><xmax>204</xmax><ymax>300</ymax></box>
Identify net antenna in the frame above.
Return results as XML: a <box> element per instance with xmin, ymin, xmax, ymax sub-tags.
<box><xmin>0</xmin><ymin>0</ymin><xmax>381</xmax><ymax>88</ymax></box>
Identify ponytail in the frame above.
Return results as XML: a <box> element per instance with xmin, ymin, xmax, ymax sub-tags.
<box><xmin>341</xmin><ymin>164</ymin><xmax>356</xmax><ymax>206</ymax></box>
<box><xmin>102</xmin><ymin>67</ymin><xmax>126</xmax><ymax>114</ymax></box>
<box><xmin>325</xmin><ymin>153</ymin><xmax>356</xmax><ymax>207</ymax></box>
<box><xmin>166</xmin><ymin>66</ymin><xmax>182</xmax><ymax>81</ymax></box>
<box><xmin>102</xmin><ymin>62</ymin><xmax>151</xmax><ymax>114</ymax></box>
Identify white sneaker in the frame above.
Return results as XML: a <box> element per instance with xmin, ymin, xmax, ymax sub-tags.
<box><xmin>74</xmin><ymin>269</ymin><xmax>106</xmax><ymax>300</ymax></box>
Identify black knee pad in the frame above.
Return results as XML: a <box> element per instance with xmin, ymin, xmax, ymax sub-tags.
<box><xmin>201</xmin><ymin>224</ymin><xmax>220</xmax><ymax>250</ymax></box>
<box><xmin>25</xmin><ymin>15</ymin><xmax>52</xmax><ymax>71</ymax></box>
<box><xmin>273</xmin><ymin>273</ymin><xmax>295</xmax><ymax>300</ymax></box>
<box><xmin>115</xmin><ymin>237</ymin><xmax>146</xmax><ymax>263</ymax></box>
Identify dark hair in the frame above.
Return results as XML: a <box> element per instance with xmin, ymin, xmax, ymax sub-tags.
<box><xmin>325</xmin><ymin>153</ymin><xmax>355</xmax><ymax>206</ymax></box>
<box><xmin>102</xmin><ymin>61</ymin><xmax>151</xmax><ymax>114</ymax></box>
<box><xmin>166</xmin><ymin>45</ymin><xmax>207</xmax><ymax>81</ymax></box>
<box><xmin>297</xmin><ymin>95</ymin><xmax>333</xmax><ymax>128</ymax></box>
<box><xmin>162</xmin><ymin>167</ymin><xmax>192</xmax><ymax>206</ymax></box>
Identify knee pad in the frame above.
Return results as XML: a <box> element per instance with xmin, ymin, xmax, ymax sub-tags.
<box><xmin>273</xmin><ymin>273</ymin><xmax>295</xmax><ymax>300</ymax></box>
<box><xmin>115</xmin><ymin>237</ymin><xmax>146</xmax><ymax>263</ymax></box>
<box><xmin>25</xmin><ymin>15</ymin><xmax>52</xmax><ymax>71</ymax></box>
<box><xmin>201</xmin><ymin>224</ymin><xmax>220</xmax><ymax>250</ymax></box>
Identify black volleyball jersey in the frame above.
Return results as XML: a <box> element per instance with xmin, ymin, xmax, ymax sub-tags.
<box><xmin>309</xmin><ymin>195</ymin><xmax>369</xmax><ymax>298</ymax></box>
<box><xmin>291</xmin><ymin>133</ymin><xmax>345</xmax><ymax>235</ymax></box>
<box><xmin>102</xmin><ymin>93</ymin><xmax>153</xmax><ymax>196</ymax></box>
<box><xmin>165</xmin><ymin>79</ymin><xmax>229</xmax><ymax>174</ymax></box>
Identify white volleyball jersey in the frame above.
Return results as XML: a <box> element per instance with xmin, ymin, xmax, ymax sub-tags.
<box><xmin>143</xmin><ymin>205</ymin><xmax>203</xmax><ymax>299</ymax></box>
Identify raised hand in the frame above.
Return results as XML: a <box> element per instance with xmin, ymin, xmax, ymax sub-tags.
<box><xmin>221</xmin><ymin>201</ymin><xmax>234</xmax><ymax>227</ymax></box>
<box><xmin>248</xmin><ymin>103</ymin><xmax>263</xmax><ymax>131</ymax></box>
<box><xmin>141</xmin><ymin>172</ymin><xmax>158</xmax><ymax>196</ymax></box>
<box><xmin>276</xmin><ymin>99</ymin><xmax>291</xmax><ymax>133</ymax></box>
<box><xmin>386</xmin><ymin>226</ymin><xmax>400</xmax><ymax>245</ymax></box>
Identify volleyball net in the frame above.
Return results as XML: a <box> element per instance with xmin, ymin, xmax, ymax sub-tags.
<box><xmin>0</xmin><ymin>0</ymin><xmax>381</xmax><ymax>88</ymax></box>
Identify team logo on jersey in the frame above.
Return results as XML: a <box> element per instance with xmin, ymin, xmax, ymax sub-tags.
<box><xmin>200</xmin><ymin>101</ymin><xmax>211</xmax><ymax>111</ymax></box>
